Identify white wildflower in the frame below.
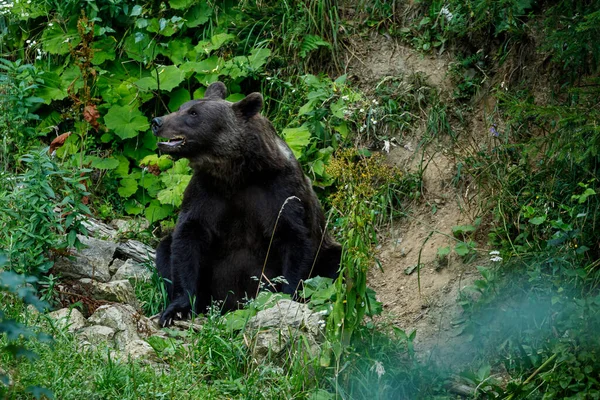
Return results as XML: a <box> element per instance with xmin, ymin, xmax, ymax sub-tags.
<box><xmin>490</xmin><ymin>250</ymin><xmax>502</xmax><ymax>262</ymax></box>
<box><xmin>440</xmin><ymin>6</ymin><xmax>453</xmax><ymax>21</ymax></box>
<box><xmin>371</xmin><ymin>118</ymin><xmax>377</xmax><ymax>125</ymax></box>
<box><xmin>382</xmin><ymin>140</ymin><xmax>391</xmax><ymax>153</ymax></box>
<box><xmin>359</xmin><ymin>108</ymin><xmax>365</xmax><ymax>113</ymax></box>
<box><xmin>372</xmin><ymin>99</ymin><xmax>379</xmax><ymax>105</ymax></box>
<box><xmin>371</xmin><ymin>361</ymin><xmax>386</xmax><ymax>378</ymax></box>
<box><xmin>48</xmin><ymin>22</ymin><xmax>53</xmax><ymax>27</ymax></box>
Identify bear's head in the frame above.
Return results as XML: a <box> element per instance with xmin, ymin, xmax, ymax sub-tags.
<box><xmin>151</xmin><ymin>82</ymin><xmax>263</xmax><ymax>161</ymax></box>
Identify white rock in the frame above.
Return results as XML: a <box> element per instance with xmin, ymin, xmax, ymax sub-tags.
<box><xmin>123</xmin><ymin>339</ymin><xmax>158</xmax><ymax>362</ymax></box>
<box><xmin>78</xmin><ymin>279</ymin><xmax>140</xmax><ymax>308</ymax></box>
<box><xmin>112</xmin><ymin>259</ymin><xmax>153</xmax><ymax>283</ymax></box>
<box><xmin>78</xmin><ymin>325</ymin><xmax>116</xmax><ymax>346</ymax></box>
<box><xmin>88</xmin><ymin>304</ymin><xmax>158</xmax><ymax>350</ymax></box>
<box><xmin>247</xmin><ymin>300</ymin><xmax>326</xmax><ymax>359</ymax></box>
<box><xmin>48</xmin><ymin>308</ymin><xmax>87</xmax><ymax>333</ymax></box>
<box><xmin>53</xmin><ymin>235</ymin><xmax>116</xmax><ymax>282</ymax></box>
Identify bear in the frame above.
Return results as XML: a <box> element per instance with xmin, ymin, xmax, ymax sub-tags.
<box><xmin>151</xmin><ymin>81</ymin><xmax>341</xmax><ymax>326</ymax></box>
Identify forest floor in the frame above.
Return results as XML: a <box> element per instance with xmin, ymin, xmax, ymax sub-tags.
<box><xmin>347</xmin><ymin>33</ymin><xmax>493</xmax><ymax>365</ymax></box>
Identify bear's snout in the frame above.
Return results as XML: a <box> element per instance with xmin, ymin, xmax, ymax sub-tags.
<box><xmin>151</xmin><ymin>117</ymin><xmax>163</xmax><ymax>135</ymax></box>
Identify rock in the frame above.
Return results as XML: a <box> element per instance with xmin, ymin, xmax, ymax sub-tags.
<box><xmin>79</xmin><ymin>279</ymin><xmax>140</xmax><ymax>308</ymax></box>
<box><xmin>112</xmin><ymin>259</ymin><xmax>153</xmax><ymax>283</ymax></box>
<box><xmin>116</xmin><ymin>240</ymin><xmax>156</xmax><ymax>265</ymax></box>
<box><xmin>82</xmin><ymin>217</ymin><xmax>118</xmax><ymax>240</ymax></box>
<box><xmin>88</xmin><ymin>304</ymin><xmax>141</xmax><ymax>350</ymax></box>
<box><xmin>109</xmin><ymin>258</ymin><xmax>126</xmax><ymax>275</ymax></box>
<box><xmin>246</xmin><ymin>300</ymin><xmax>326</xmax><ymax>359</ymax></box>
<box><xmin>54</xmin><ymin>235</ymin><xmax>116</xmax><ymax>282</ymax></box>
<box><xmin>78</xmin><ymin>325</ymin><xmax>116</xmax><ymax>347</ymax></box>
<box><xmin>123</xmin><ymin>339</ymin><xmax>158</xmax><ymax>362</ymax></box>
<box><xmin>112</xmin><ymin>218</ymin><xmax>149</xmax><ymax>233</ymax></box>
<box><xmin>48</xmin><ymin>308</ymin><xmax>87</xmax><ymax>333</ymax></box>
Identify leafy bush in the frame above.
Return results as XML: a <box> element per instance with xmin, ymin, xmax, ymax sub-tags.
<box><xmin>0</xmin><ymin>148</ymin><xmax>90</xmax><ymax>277</ymax></box>
<box><xmin>0</xmin><ymin>252</ymin><xmax>52</xmax><ymax>398</ymax></box>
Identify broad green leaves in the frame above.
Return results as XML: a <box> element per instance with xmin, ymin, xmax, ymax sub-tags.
<box><xmin>104</xmin><ymin>105</ymin><xmax>149</xmax><ymax>139</ymax></box>
<box><xmin>89</xmin><ymin>156</ymin><xmax>120</xmax><ymax>170</ymax></box>
<box><xmin>42</xmin><ymin>24</ymin><xmax>80</xmax><ymax>55</ymax></box>
<box><xmin>283</xmin><ymin>126</ymin><xmax>311</xmax><ymax>159</ymax></box>
<box><xmin>135</xmin><ymin>65</ymin><xmax>185</xmax><ymax>92</ymax></box>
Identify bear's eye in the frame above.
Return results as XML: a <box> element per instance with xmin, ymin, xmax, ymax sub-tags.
<box><xmin>189</xmin><ymin>110</ymin><xmax>198</xmax><ymax>116</ymax></box>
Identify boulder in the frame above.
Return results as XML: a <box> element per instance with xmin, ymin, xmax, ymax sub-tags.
<box><xmin>78</xmin><ymin>279</ymin><xmax>140</xmax><ymax>308</ymax></box>
<box><xmin>48</xmin><ymin>308</ymin><xmax>87</xmax><ymax>333</ymax></box>
<box><xmin>88</xmin><ymin>304</ymin><xmax>158</xmax><ymax>350</ymax></box>
<box><xmin>123</xmin><ymin>339</ymin><xmax>158</xmax><ymax>363</ymax></box>
<box><xmin>246</xmin><ymin>300</ymin><xmax>327</xmax><ymax>359</ymax></box>
<box><xmin>54</xmin><ymin>235</ymin><xmax>116</xmax><ymax>282</ymax></box>
<box><xmin>111</xmin><ymin>218</ymin><xmax>149</xmax><ymax>233</ymax></box>
<box><xmin>116</xmin><ymin>240</ymin><xmax>156</xmax><ymax>265</ymax></box>
<box><xmin>109</xmin><ymin>258</ymin><xmax>126</xmax><ymax>275</ymax></box>
<box><xmin>78</xmin><ymin>325</ymin><xmax>116</xmax><ymax>347</ymax></box>
<box><xmin>88</xmin><ymin>304</ymin><xmax>140</xmax><ymax>350</ymax></box>
<box><xmin>111</xmin><ymin>259</ymin><xmax>153</xmax><ymax>283</ymax></box>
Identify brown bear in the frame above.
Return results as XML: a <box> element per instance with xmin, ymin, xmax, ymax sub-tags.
<box><xmin>151</xmin><ymin>81</ymin><xmax>341</xmax><ymax>326</ymax></box>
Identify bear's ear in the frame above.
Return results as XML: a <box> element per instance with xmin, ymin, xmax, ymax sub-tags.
<box><xmin>232</xmin><ymin>93</ymin><xmax>263</xmax><ymax>119</ymax></box>
<box><xmin>204</xmin><ymin>82</ymin><xmax>227</xmax><ymax>100</ymax></box>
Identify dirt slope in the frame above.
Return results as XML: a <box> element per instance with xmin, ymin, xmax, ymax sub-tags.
<box><xmin>346</xmin><ymin>34</ymin><xmax>486</xmax><ymax>361</ymax></box>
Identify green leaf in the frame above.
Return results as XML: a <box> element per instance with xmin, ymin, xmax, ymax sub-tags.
<box><xmin>123</xmin><ymin>32</ymin><xmax>154</xmax><ymax>63</ymax></box>
<box><xmin>330</xmin><ymin>98</ymin><xmax>346</xmax><ymax>118</ymax></box>
<box><xmin>140</xmin><ymin>154</ymin><xmax>173</xmax><ymax>171</ymax></box>
<box><xmin>135</xmin><ymin>65</ymin><xmax>185</xmax><ymax>92</ymax></box>
<box><xmin>118</xmin><ymin>178</ymin><xmax>139</xmax><ymax>198</ymax></box>
<box><xmin>181</xmin><ymin>56</ymin><xmax>220</xmax><ymax>75</ymax></box>
<box><xmin>145</xmin><ymin>200</ymin><xmax>173</xmax><ymax>223</ymax></box>
<box><xmin>36</xmin><ymin>70</ymin><xmax>67</xmax><ymax>104</ymax></box>
<box><xmin>166</xmin><ymin>38</ymin><xmax>193</xmax><ymax>65</ymax></box>
<box><xmin>168</xmin><ymin>88</ymin><xmax>191</xmax><ymax>111</ymax></box>
<box><xmin>139</xmin><ymin>173</ymin><xmax>162</xmax><ymax>197</ymax></box>
<box><xmin>312</xmin><ymin>159</ymin><xmax>325</xmax><ymax>176</ymax></box>
<box><xmin>42</xmin><ymin>24</ymin><xmax>80</xmax><ymax>55</ymax></box>
<box><xmin>114</xmin><ymin>155</ymin><xmax>130</xmax><ymax>178</ymax></box>
<box><xmin>225</xmin><ymin>93</ymin><xmax>245</xmax><ymax>102</ymax></box>
<box><xmin>578</xmin><ymin>188</ymin><xmax>596</xmax><ymax>204</ymax></box>
<box><xmin>104</xmin><ymin>105</ymin><xmax>149</xmax><ymax>139</ymax></box>
<box><xmin>452</xmin><ymin>224</ymin><xmax>476</xmax><ymax>237</ymax></box>
<box><xmin>283</xmin><ymin>126</ymin><xmax>311</xmax><ymax>158</ymax></box>
<box><xmin>169</xmin><ymin>0</ymin><xmax>194</xmax><ymax>10</ymax></box>
<box><xmin>184</xmin><ymin>2</ymin><xmax>212</xmax><ymax>28</ymax></box>
<box><xmin>529</xmin><ymin>216</ymin><xmax>546</xmax><ymax>225</ymax></box>
<box><xmin>124</xmin><ymin>199</ymin><xmax>144</xmax><ymax>215</ymax></box>
<box><xmin>91</xmin><ymin>36</ymin><xmax>117</xmax><ymax>65</ymax></box>
<box><xmin>298</xmin><ymin>99</ymin><xmax>316</xmax><ymax>116</ymax></box>
<box><xmin>248</xmin><ymin>48</ymin><xmax>271</xmax><ymax>71</ymax></box>
<box><xmin>130</xmin><ymin>5</ymin><xmax>143</xmax><ymax>16</ymax></box>
<box><xmin>454</xmin><ymin>242</ymin><xmax>470</xmax><ymax>256</ymax></box>
<box><xmin>90</xmin><ymin>156</ymin><xmax>120</xmax><ymax>170</ymax></box>
<box><xmin>211</xmin><ymin>33</ymin><xmax>236</xmax><ymax>49</ymax></box>
<box><xmin>437</xmin><ymin>246</ymin><xmax>451</xmax><ymax>257</ymax></box>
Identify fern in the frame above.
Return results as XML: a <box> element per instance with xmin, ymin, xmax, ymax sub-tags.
<box><xmin>299</xmin><ymin>35</ymin><xmax>332</xmax><ymax>58</ymax></box>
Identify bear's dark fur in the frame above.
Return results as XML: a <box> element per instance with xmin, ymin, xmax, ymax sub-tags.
<box><xmin>152</xmin><ymin>82</ymin><xmax>341</xmax><ymax>326</ymax></box>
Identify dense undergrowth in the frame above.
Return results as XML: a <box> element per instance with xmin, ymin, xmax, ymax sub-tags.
<box><xmin>1</xmin><ymin>0</ymin><xmax>600</xmax><ymax>398</ymax></box>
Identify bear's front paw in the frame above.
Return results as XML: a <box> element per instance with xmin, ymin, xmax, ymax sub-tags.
<box><xmin>159</xmin><ymin>299</ymin><xmax>191</xmax><ymax>327</ymax></box>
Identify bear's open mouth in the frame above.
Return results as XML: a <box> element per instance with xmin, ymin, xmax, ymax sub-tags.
<box><xmin>158</xmin><ymin>136</ymin><xmax>186</xmax><ymax>148</ymax></box>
